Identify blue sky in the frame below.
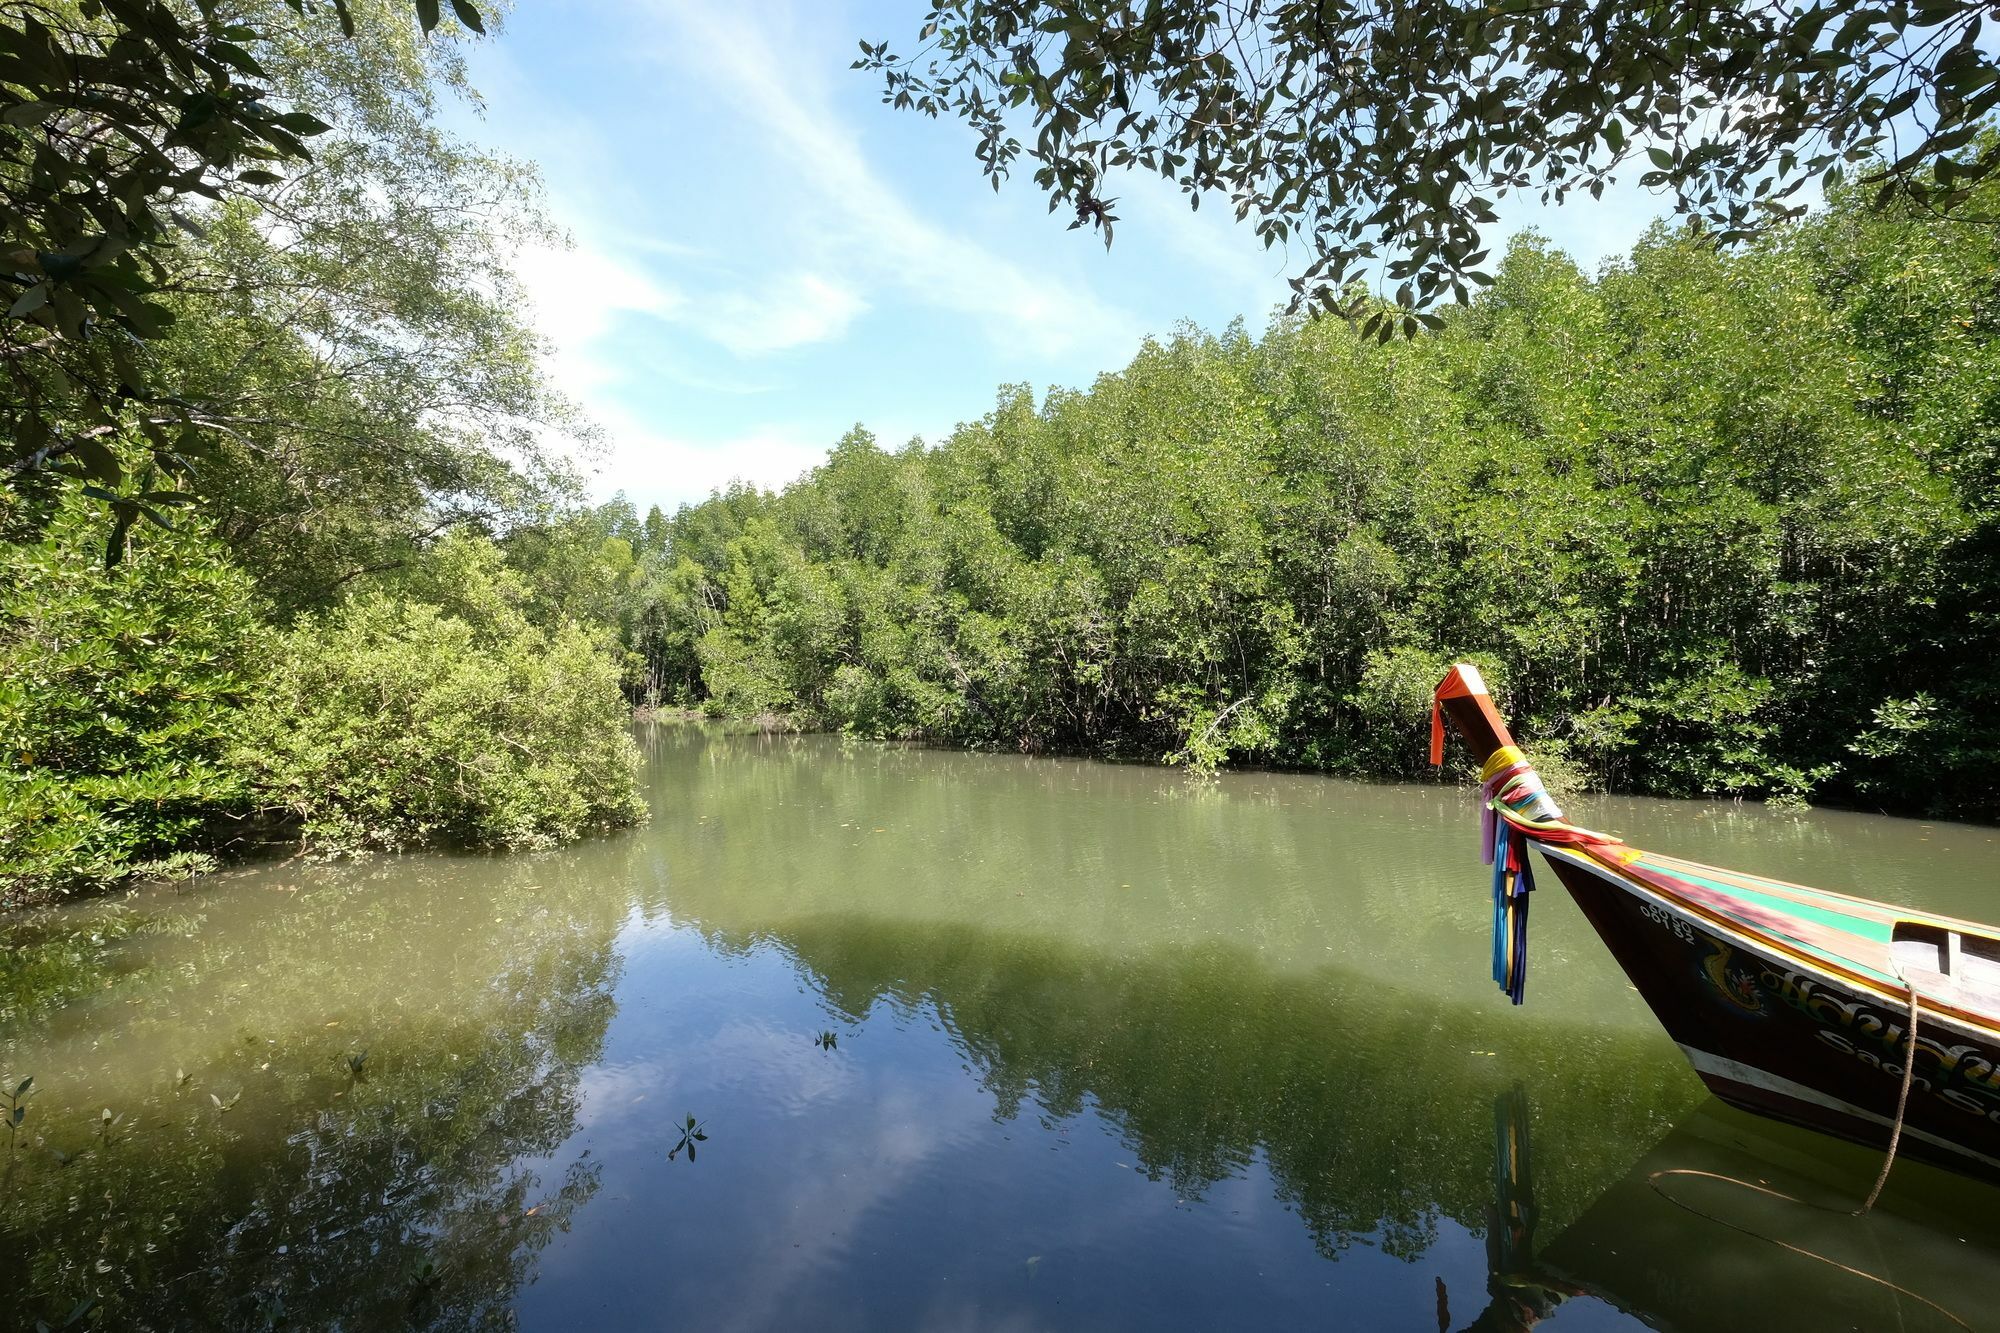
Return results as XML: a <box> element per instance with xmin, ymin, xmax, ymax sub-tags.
<box><xmin>456</xmin><ymin>1</ymin><xmax>1672</xmax><ymax>514</ymax></box>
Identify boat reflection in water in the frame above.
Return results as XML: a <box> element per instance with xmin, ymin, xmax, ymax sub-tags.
<box><xmin>1460</xmin><ymin>1088</ymin><xmax>2000</xmax><ymax>1333</ymax></box>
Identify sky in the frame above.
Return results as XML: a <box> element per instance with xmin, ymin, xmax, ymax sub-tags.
<box><xmin>452</xmin><ymin>0</ymin><xmax>1673</xmax><ymax>515</ymax></box>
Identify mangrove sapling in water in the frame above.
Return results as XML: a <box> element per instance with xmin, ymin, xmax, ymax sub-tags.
<box><xmin>668</xmin><ymin>1115</ymin><xmax>708</xmax><ymax>1162</ymax></box>
<box><xmin>408</xmin><ymin>1256</ymin><xmax>447</xmax><ymax>1318</ymax></box>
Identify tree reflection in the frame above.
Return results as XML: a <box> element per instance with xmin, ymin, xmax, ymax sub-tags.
<box><xmin>683</xmin><ymin>908</ymin><xmax>1698</xmax><ymax>1263</ymax></box>
<box><xmin>0</xmin><ymin>841</ymin><xmax>641</xmax><ymax>1329</ymax></box>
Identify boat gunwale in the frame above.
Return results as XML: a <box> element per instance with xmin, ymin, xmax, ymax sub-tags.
<box><xmin>1536</xmin><ymin>841</ymin><xmax>2000</xmax><ymax>1043</ymax></box>
<box><xmin>1628</xmin><ymin>844</ymin><xmax>2000</xmax><ymax>942</ymax></box>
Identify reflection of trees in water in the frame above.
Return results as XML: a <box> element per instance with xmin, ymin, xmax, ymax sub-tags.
<box><xmin>0</xmin><ymin>845</ymin><xmax>637</xmax><ymax>1329</ymax></box>
<box><xmin>692</xmin><ymin>908</ymin><xmax>1701</xmax><ymax>1264</ymax></box>
<box><xmin>654</xmin><ymin>724</ymin><xmax>1584</xmax><ymax>1009</ymax></box>
<box><xmin>649</xmin><ymin>723</ymin><xmax>1703</xmax><ymax>1263</ymax></box>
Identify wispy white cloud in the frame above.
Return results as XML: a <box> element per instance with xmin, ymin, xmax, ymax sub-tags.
<box><xmin>511</xmin><ymin>235</ymin><xmax>683</xmax><ymax>399</ymax></box>
<box><xmin>650</xmin><ymin>0</ymin><xmax>1143</xmax><ymax>364</ymax></box>
<box><xmin>702</xmin><ymin>271</ymin><xmax>866</xmax><ymax>355</ymax></box>
<box><xmin>586</xmin><ymin>401</ymin><xmax>830</xmax><ymax>510</ymax></box>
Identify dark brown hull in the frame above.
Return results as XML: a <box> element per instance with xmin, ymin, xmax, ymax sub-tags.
<box><xmin>1538</xmin><ymin>844</ymin><xmax>2000</xmax><ymax>1183</ymax></box>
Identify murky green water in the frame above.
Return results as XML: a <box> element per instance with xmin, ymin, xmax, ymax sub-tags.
<box><xmin>3</xmin><ymin>726</ymin><xmax>1999</xmax><ymax>1331</ymax></box>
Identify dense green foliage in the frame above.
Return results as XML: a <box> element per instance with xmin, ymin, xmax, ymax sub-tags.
<box><xmin>0</xmin><ymin>7</ymin><xmax>642</xmax><ymax>906</ymax></box>
<box><xmin>0</xmin><ymin>0</ymin><xmax>485</xmax><ymax>523</ymax></box>
<box><xmin>0</xmin><ymin>481</ymin><xmax>265</xmax><ymax>904</ymax></box>
<box><xmin>239</xmin><ymin>548</ymin><xmax>643</xmax><ymax>856</ymax></box>
<box><xmin>0</xmin><ymin>484</ymin><xmax>643</xmax><ymax>901</ymax></box>
<box><xmin>614</xmin><ymin>189</ymin><xmax>1998</xmax><ymax>821</ymax></box>
<box><xmin>864</xmin><ymin>0</ymin><xmax>2000</xmax><ymax>318</ymax></box>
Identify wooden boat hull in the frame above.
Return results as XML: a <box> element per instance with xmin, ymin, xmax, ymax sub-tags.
<box><xmin>1537</xmin><ymin>844</ymin><xmax>2000</xmax><ymax>1183</ymax></box>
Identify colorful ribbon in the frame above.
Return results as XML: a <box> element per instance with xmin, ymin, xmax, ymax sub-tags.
<box><xmin>1474</xmin><ymin>745</ymin><xmax>1615</xmax><ymax>1005</ymax></box>
<box><xmin>1492</xmin><ymin>816</ymin><xmax>1535</xmax><ymax>1004</ymax></box>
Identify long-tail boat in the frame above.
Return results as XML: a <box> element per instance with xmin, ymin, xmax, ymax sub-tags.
<box><xmin>1431</xmin><ymin>663</ymin><xmax>2000</xmax><ymax>1183</ymax></box>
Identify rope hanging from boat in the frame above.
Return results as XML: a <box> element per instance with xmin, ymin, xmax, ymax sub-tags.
<box><xmin>1854</xmin><ymin>982</ymin><xmax>1922</xmax><ymax>1217</ymax></box>
<box><xmin>1645</xmin><ymin>1167</ymin><xmax>1973</xmax><ymax>1330</ymax></box>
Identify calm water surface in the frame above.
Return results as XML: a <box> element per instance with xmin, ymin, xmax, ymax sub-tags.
<box><xmin>3</xmin><ymin>726</ymin><xmax>1999</xmax><ymax>1331</ymax></box>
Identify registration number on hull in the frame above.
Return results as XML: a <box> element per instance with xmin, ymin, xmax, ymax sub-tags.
<box><xmin>1638</xmin><ymin>899</ymin><xmax>1698</xmax><ymax>945</ymax></box>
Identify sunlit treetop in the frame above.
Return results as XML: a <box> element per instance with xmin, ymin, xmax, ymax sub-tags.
<box><xmin>0</xmin><ymin>0</ymin><xmax>484</xmax><ymax>548</ymax></box>
<box><xmin>859</xmin><ymin>0</ymin><xmax>2000</xmax><ymax>335</ymax></box>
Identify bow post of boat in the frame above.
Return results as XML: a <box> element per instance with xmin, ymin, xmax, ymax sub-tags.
<box><xmin>1431</xmin><ymin>663</ymin><xmax>1514</xmax><ymax>771</ymax></box>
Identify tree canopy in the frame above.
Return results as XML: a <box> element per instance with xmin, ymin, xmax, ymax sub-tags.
<box><xmin>611</xmin><ymin>177</ymin><xmax>1999</xmax><ymax>821</ymax></box>
<box><xmin>0</xmin><ymin>0</ymin><xmax>486</xmax><ymax>542</ymax></box>
<box><xmin>860</xmin><ymin>0</ymin><xmax>2000</xmax><ymax>323</ymax></box>
<box><xmin>0</xmin><ymin>1</ymin><xmax>652</xmax><ymax>908</ymax></box>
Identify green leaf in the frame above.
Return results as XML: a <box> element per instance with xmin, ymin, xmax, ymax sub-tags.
<box><xmin>450</xmin><ymin>0</ymin><xmax>485</xmax><ymax>33</ymax></box>
<box><xmin>2</xmin><ymin>101</ymin><xmax>59</xmax><ymax>127</ymax></box>
<box><xmin>8</xmin><ymin>282</ymin><xmax>49</xmax><ymax>318</ymax></box>
<box><xmin>416</xmin><ymin>0</ymin><xmax>441</xmax><ymax>32</ymax></box>
<box><xmin>71</xmin><ymin>437</ymin><xmax>123</xmax><ymax>484</ymax></box>
<box><xmin>209</xmin><ymin>42</ymin><xmax>267</xmax><ymax>77</ymax></box>
<box><xmin>274</xmin><ymin>112</ymin><xmax>334</xmax><ymax>136</ymax></box>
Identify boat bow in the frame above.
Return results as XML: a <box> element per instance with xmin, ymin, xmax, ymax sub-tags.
<box><xmin>1429</xmin><ymin>662</ymin><xmax>2000</xmax><ymax>1182</ymax></box>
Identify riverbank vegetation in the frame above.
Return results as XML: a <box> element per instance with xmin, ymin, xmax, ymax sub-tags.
<box><xmin>0</xmin><ymin>3</ymin><xmax>640</xmax><ymax>907</ymax></box>
<box><xmin>607</xmin><ymin>179</ymin><xmax>1997</xmax><ymax>823</ymax></box>
<box><xmin>3</xmin><ymin>12</ymin><xmax>1995</xmax><ymax>910</ymax></box>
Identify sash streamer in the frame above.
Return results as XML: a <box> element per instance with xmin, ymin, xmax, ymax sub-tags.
<box><xmin>1434</xmin><ymin>674</ymin><xmax>1628</xmax><ymax>1007</ymax></box>
<box><xmin>1478</xmin><ymin>746</ymin><xmax>1563</xmax><ymax>1006</ymax></box>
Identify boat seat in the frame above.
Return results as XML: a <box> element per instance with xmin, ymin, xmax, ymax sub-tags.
<box><xmin>1891</xmin><ymin>922</ymin><xmax>1951</xmax><ymax>980</ymax></box>
<box><xmin>1889</xmin><ymin>921</ymin><xmax>2000</xmax><ymax>1011</ymax></box>
<box><xmin>1953</xmin><ymin>931</ymin><xmax>2000</xmax><ymax>1008</ymax></box>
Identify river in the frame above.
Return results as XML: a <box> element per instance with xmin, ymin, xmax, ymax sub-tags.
<box><xmin>2</xmin><ymin>724</ymin><xmax>1997</xmax><ymax>1330</ymax></box>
